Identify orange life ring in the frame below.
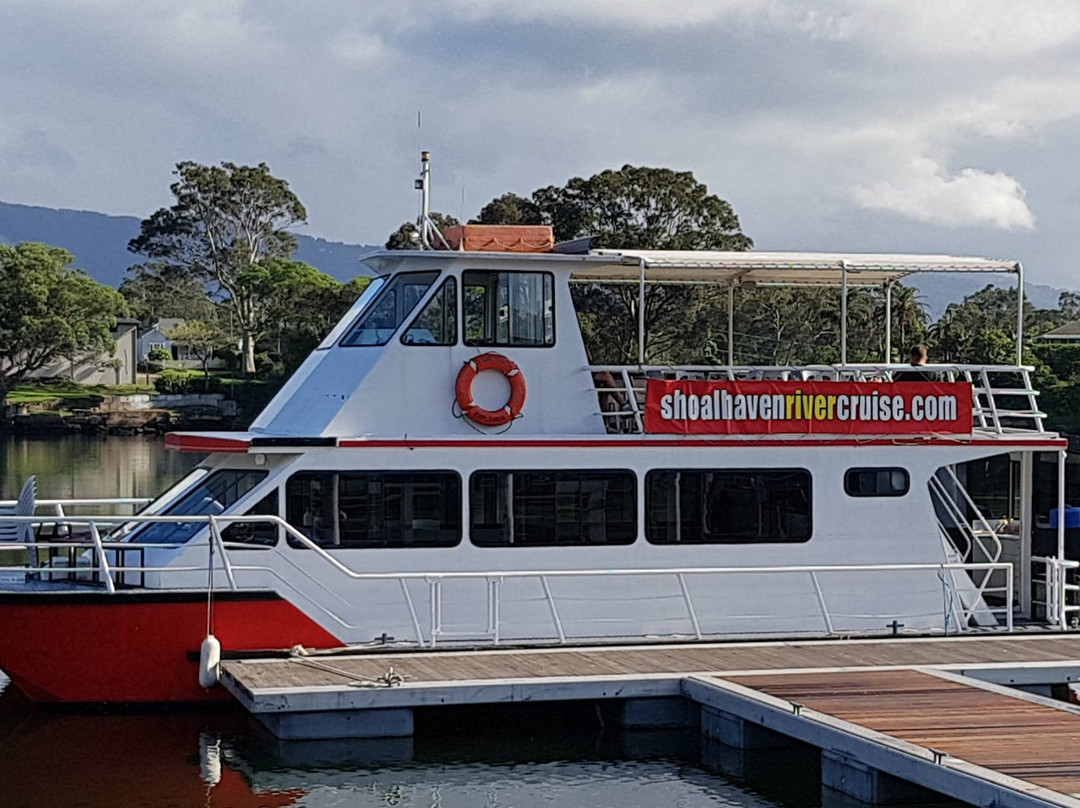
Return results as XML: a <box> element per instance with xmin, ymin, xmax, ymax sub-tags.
<box><xmin>456</xmin><ymin>353</ymin><xmax>527</xmax><ymax>427</ymax></box>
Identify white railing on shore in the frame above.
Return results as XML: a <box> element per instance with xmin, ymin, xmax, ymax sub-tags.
<box><xmin>0</xmin><ymin>513</ymin><xmax>1018</xmax><ymax>645</ymax></box>
<box><xmin>588</xmin><ymin>363</ymin><xmax>1046</xmax><ymax>436</ymax></box>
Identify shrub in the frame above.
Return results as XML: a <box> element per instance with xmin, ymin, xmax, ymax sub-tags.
<box><xmin>153</xmin><ymin>369</ymin><xmax>190</xmax><ymax>395</ymax></box>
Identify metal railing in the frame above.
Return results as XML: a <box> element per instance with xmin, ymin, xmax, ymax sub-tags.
<box><xmin>1033</xmin><ymin>555</ymin><xmax>1080</xmax><ymax>629</ymax></box>
<box><xmin>588</xmin><ymin>363</ymin><xmax>1047</xmax><ymax>435</ymax></box>
<box><xmin>0</xmin><ymin>513</ymin><xmax>1017</xmax><ymax>646</ymax></box>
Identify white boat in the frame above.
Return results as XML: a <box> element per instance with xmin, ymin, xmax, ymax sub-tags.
<box><xmin>0</xmin><ymin>215</ymin><xmax>1071</xmax><ymax>702</ymax></box>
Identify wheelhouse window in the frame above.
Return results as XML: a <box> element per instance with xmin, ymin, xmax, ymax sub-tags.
<box><xmin>845</xmin><ymin>468</ymin><xmax>909</xmax><ymax>497</ymax></box>
<box><xmin>132</xmin><ymin>470</ymin><xmax>268</xmax><ymax>545</ymax></box>
<box><xmin>464</xmin><ymin>271</ymin><xmax>554</xmax><ymax>347</ymax></box>
<box><xmin>286</xmin><ymin>471</ymin><xmax>461</xmax><ymax>548</ymax></box>
<box><xmin>646</xmin><ymin>469</ymin><xmax>811</xmax><ymax>544</ymax></box>
<box><xmin>402</xmin><ymin>277</ymin><xmax>457</xmax><ymax>345</ymax></box>
<box><xmin>470</xmin><ymin>470</ymin><xmax>636</xmax><ymax>546</ymax></box>
<box><xmin>221</xmin><ymin>489</ymin><xmax>280</xmax><ymax>546</ymax></box>
<box><xmin>340</xmin><ymin>271</ymin><xmax>440</xmax><ymax>346</ymax></box>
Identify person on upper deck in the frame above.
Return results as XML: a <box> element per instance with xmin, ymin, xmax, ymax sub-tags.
<box><xmin>892</xmin><ymin>344</ymin><xmax>937</xmax><ymax>383</ymax></box>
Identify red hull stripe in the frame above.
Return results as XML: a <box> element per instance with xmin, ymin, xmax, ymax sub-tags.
<box><xmin>165</xmin><ymin>433</ymin><xmax>250</xmax><ymax>453</ymax></box>
<box><xmin>166</xmin><ymin>432</ymin><xmax>1067</xmax><ymax>453</ymax></box>
<box><xmin>0</xmin><ymin>591</ymin><xmax>341</xmax><ymax>703</ymax></box>
<box><xmin>339</xmin><ymin>437</ymin><xmax>1069</xmax><ymax>449</ymax></box>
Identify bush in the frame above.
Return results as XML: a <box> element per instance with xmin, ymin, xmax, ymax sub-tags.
<box><xmin>153</xmin><ymin>370</ymin><xmax>224</xmax><ymax>395</ymax></box>
<box><xmin>147</xmin><ymin>346</ymin><xmax>171</xmax><ymax>362</ymax></box>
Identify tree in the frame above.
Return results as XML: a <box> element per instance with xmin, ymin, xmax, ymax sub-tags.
<box><xmin>472</xmin><ymin>193</ymin><xmax>540</xmax><ymax>226</ymax></box>
<box><xmin>0</xmin><ymin>243</ymin><xmax>127</xmax><ymax>403</ymax></box>
<box><xmin>128</xmin><ymin>161</ymin><xmax>307</xmax><ymax>374</ymax></box>
<box><xmin>385</xmin><ymin>212</ymin><xmax>460</xmax><ymax>250</ymax></box>
<box><xmin>166</xmin><ymin>319</ymin><xmax>229</xmax><ymax>388</ymax></box>
<box><xmin>120</xmin><ymin>261</ymin><xmax>216</xmax><ymax>326</ymax></box>
<box><xmin>484</xmin><ymin>165</ymin><xmax>752</xmax><ymax>361</ymax></box>
<box><xmin>526</xmin><ymin>165</ymin><xmax>753</xmax><ymax>250</ymax></box>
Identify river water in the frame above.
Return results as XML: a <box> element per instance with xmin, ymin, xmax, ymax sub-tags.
<box><xmin>0</xmin><ymin>435</ymin><xmax>953</xmax><ymax>808</ymax></box>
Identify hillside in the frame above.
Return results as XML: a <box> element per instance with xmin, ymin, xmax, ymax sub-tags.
<box><xmin>0</xmin><ymin>201</ymin><xmax>377</xmax><ymax>287</ymax></box>
<box><xmin>0</xmin><ymin>200</ymin><xmax>1071</xmax><ymax>319</ymax></box>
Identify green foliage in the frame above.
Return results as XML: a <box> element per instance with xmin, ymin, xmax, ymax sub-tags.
<box><xmin>120</xmin><ymin>262</ymin><xmax>215</xmax><ymax>326</ymax></box>
<box><xmin>385</xmin><ymin>213</ymin><xmax>460</xmax><ymax>250</ymax></box>
<box><xmin>1031</xmin><ymin>344</ymin><xmax>1080</xmax><ymax>382</ymax></box>
<box><xmin>153</xmin><ymin>368</ymin><xmax>224</xmax><ymax>395</ymax></box>
<box><xmin>0</xmin><ymin>242</ymin><xmax>128</xmax><ymax>402</ymax></box>
<box><xmin>147</xmin><ymin>346</ymin><xmax>171</xmax><ymax>362</ymax></box>
<box><xmin>529</xmin><ymin>165</ymin><xmax>753</xmax><ymax>250</ymax></box>
<box><xmin>472</xmin><ymin>193</ymin><xmax>541</xmax><ymax>226</ymax></box>
<box><xmin>129</xmin><ymin>161</ymin><xmax>307</xmax><ymax>375</ymax></box>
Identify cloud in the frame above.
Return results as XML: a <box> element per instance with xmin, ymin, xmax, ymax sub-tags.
<box><xmin>852</xmin><ymin>158</ymin><xmax>1035</xmax><ymax>230</ymax></box>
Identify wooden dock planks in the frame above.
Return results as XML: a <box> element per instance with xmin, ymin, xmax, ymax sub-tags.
<box><xmin>223</xmin><ymin>633</ymin><xmax>1080</xmax><ymax>691</ymax></box>
<box><xmin>725</xmin><ymin>669</ymin><xmax>1080</xmax><ymax>797</ymax></box>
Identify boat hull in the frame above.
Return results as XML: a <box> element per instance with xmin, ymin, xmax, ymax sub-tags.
<box><xmin>0</xmin><ymin>590</ymin><xmax>341</xmax><ymax>703</ymax></box>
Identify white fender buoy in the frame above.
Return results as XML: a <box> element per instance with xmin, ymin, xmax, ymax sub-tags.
<box><xmin>198</xmin><ymin>634</ymin><xmax>221</xmax><ymax>690</ymax></box>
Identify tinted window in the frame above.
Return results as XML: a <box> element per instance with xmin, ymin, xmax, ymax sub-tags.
<box><xmin>646</xmin><ymin>469</ymin><xmax>811</xmax><ymax>544</ymax></box>
<box><xmin>340</xmin><ymin>271</ymin><xmax>439</xmax><ymax>346</ymax></box>
<box><xmin>845</xmin><ymin>468</ymin><xmax>909</xmax><ymax>497</ymax></box>
<box><xmin>132</xmin><ymin>470</ymin><xmax>268</xmax><ymax>545</ymax></box>
<box><xmin>470</xmin><ymin>470</ymin><xmax>636</xmax><ymax>546</ymax></box>
<box><xmin>221</xmin><ymin>489</ymin><xmax>280</xmax><ymax>546</ymax></box>
<box><xmin>286</xmin><ymin>471</ymin><xmax>461</xmax><ymax>548</ymax></box>
<box><xmin>402</xmin><ymin>277</ymin><xmax>457</xmax><ymax>345</ymax></box>
<box><xmin>464</xmin><ymin>271</ymin><xmax>554</xmax><ymax>347</ymax></box>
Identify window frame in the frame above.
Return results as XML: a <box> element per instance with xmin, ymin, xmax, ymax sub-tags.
<box><xmin>462</xmin><ymin>270</ymin><xmax>556</xmax><ymax>349</ymax></box>
<box><xmin>844</xmin><ymin>467</ymin><xmax>910</xmax><ymax>498</ymax></box>
<box><xmin>468</xmin><ymin>468</ymin><xmax>637</xmax><ymax>547</ymax></box>
<box><xmin>644</xmin><ymin>467</ymin><xmax>813</xmax><ymax>545</ymax></box>
<box><xmin>338</xmin><ymin>271</ymin><xmax>441</xmax><ymax>348</ymax></box>
<box><xmin>400</xmin><ymin>276</ymin><xmax>458</xmax><ymax>346</ymax></box>
<box><xmin>285</xmin><ymin>469</ymin><xmax>463</xmax><ymax>550</ymax></box>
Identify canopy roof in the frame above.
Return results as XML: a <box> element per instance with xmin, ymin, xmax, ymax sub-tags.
<box><xmin>572</xmin><ymin>250</ymin><xmax>1021</xmax><ymax>286</ymax></box>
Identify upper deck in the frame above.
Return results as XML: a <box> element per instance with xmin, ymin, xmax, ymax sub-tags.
<box><xmin>169</xmin><ymin>245</ymin><xmax>1060</xmax><ymax>451</ymax></box>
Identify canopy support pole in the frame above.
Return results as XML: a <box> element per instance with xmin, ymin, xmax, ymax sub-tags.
<box><xmin>637</xmin><ymin>257</ymin><xmax>646</xmax><ymax>365</ymax></box>
<box><xmin>884</xmin><ymin>282</ymin><xmax>893</xmax><ymax>363</ymax></box>
<box><xmin>1058</xmin><ymin>449</ymin><xmax>1067</xmax><ymax>564</ymax></box>
<box><xmin>840</xmin><ymin>261</ymin><xmax>849</xmax><ymax>365</ymax></box>
<box><xmin>1017</xmin><ymin>263</ymin><xmax>1025</xmax><ymax>366</ymax></box>
<box><xmin>727</xmin><ymin>283</ymin><xmax>735</xmax><ymax>367</ymax></box>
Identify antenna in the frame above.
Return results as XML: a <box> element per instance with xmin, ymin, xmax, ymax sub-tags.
<box><xmin>414</xmin><ymin>151</ymin><xmax>450</xmax><ymax>251</ymax></box>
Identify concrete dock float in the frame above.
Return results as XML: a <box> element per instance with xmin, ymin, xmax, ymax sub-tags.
<box><xmin>221</xmin><ymin>633</ymin><xmax>1080</xmax><ymax>807</ymax></box>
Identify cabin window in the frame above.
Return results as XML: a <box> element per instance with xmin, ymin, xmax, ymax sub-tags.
<box><xmin>132</xmin><ymin>470</ymin><xmax>269</xmax><ymax>545</ymax></box>
<box><xmin>339</xmin><ymin>271</ymin><xmax>440</xmax><ymax>346</ymax></box>
<box><xmin>645</xmin><ymin>469</ymin><xmax>812</xmax><ymax>544</ymax></box>
<box><xmin>285</xmin><ymin>471</ymin><xmax>461</xmax><ymax>548</ymax></box>
<box><xmin>402</xmin><ymin>277</ymin><xmax>457</xmax><ymax>345</ymax></box>
<box><xmin>463</xmin><ymin>271</ymin><xmax>554</xmax><ymax>347</ymax></box>
<box><xmin>469</xmin><ymin>470</ymin><xmax>636</xmax><ymax>546</ymax></box>
<box><xmin>221</xmin><ymin>489</ymin><xmax>280</xmax><ymax>546</ymax></box>
<box><xmin>844</xmin><ymin>468</ymin><xmax>909</xmax><ymax>497</ymax></box>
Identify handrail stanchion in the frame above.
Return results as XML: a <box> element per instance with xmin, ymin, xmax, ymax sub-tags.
<box><xmin>676</xmin><ymin>573</ymin><xmax>703</xmax><ymax>640</ymax></box>
<box><xmin>540</xmin><ymin>576</ymin><xmax>566</xmax><ymax>644</ymax></box>
<box><xmin>398</xmin><ymin>579</ymin><xmax>426</xmax><ymax>647</ymax></box>
<box><xmin>87</xmin><ymin>521</ymin><xmax>115</xmax><ymax>594</ymax></box>
<box><xmin>208</xmin><ymin>516</ymin><xmax>238</xmax><ymax>591</ymax></box>
<box><xmin>809</xmin><ymin>571</ymin><xmax>835</xmax><ymax>634</ymax></box>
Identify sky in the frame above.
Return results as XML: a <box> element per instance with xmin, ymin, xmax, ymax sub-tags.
<box><xmin>1</xmin><ymin>0</ymin><xmax>1079</xmax><ymax>289</ymax></box>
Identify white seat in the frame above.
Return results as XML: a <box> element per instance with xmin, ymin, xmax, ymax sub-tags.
<box><xmin>0</xmin><ymin>475</ymin><xmax>37</xmax><ymax>543</ymax></box>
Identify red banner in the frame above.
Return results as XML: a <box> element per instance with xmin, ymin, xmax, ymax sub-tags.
<box><xmin>644</xmin><ymin>379</ymin><xmax>973</xmax><ymax>435</ymax></box>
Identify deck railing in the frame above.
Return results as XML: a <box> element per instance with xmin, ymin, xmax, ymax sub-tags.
<box><xmin>0</xmin><ymin>513</ymin><xmax>1019</xmax><ymax>644</ymax></box>
<box><xmin>588</xmin><ymin>363</ymin><xmax>1046</xmax><ymax>436</ymax></box>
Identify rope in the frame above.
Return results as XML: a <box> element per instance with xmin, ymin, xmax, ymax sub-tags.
<box><xmin>287</xmin><ymin>646</ymin><xmax>405</xmax><ymax>688</ymax></box>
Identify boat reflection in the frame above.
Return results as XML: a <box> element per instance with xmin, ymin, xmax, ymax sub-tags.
<box><xmin>0</xmin><ymin>690</ymin><xmax>302</xmax><ymax>808</ymax></box>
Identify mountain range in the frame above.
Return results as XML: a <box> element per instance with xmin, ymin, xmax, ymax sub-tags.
<box><xmin>0</xmin><ymin>200</ymin><xmax>1071</xmax><ymax>320</ymax></box>
<box><xmin>0</xmin><ymin>200</ymin><xmax>378</xmax><ymax>288</ymax></box>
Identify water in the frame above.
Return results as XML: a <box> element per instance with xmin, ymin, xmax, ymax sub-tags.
<box><xmin>0</xmin><ymin>687</ymin><xmax>830</xmax><ymax>808</ymax></box>
<box><xmin>0</xmin><ymin>433</ymin><xmax>201</xmax><ymax>500</ymax></box>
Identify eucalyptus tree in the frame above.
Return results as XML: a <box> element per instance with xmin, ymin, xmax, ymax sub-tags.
<box><xmin>128</xmin><ymin>161</ymin><xmax>307</xmax><ymax>374</ymax></box>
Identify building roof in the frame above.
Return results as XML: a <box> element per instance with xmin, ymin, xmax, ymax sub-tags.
<box><xmin>1038</xmin><ymin>321</ymin><xmax>1080</xmax><ymax>340</ymax></box>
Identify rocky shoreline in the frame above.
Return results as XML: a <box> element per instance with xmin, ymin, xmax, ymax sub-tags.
<box><xmin>2</xmin><ymin>393</ymin><xmax>243</xmax><ymax>435</ymax></box>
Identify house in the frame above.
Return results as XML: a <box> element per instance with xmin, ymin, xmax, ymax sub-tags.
<box><xmin>1038</xmin><ymin>321</ymin><xmax>1080</xmax><ymax>344</ymax></box>
<box><xmin>138</xmin><ymin>318</ymin><xmax>226</xmax><ymax>369</ymax></box>
<box><xmin>22</xmin><ymin>318</ymin><xmax>139</xmax><ymax>385</ymax></box>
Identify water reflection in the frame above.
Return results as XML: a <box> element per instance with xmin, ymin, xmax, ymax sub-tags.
<box><xmin>0</xmin><ymin>434</ymin><xmax>202</xmax><ymax>500</ymax></box>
